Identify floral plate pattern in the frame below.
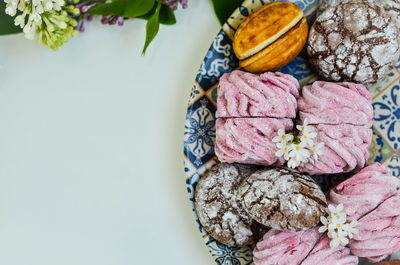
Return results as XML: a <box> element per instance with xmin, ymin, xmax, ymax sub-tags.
<box><xmin>183</xmin><ymin>1</ymin><xmax>400</xmax><ymax>264</ymax></box>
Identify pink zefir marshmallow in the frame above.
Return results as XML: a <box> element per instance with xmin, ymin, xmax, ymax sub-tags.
<box><xmin>216</xmin><ymin>70</ymin><xmax>300</xmax><ymax>119</ymax></box>
<box><xmin>302</xmin><ymin>237</ymin><xmax>358</xmax><ymax>265</ymax></box>
<box><xmin>298</xmin><ymin>81</ymin><xmax>373</xmax><ymax>126</ymax></box>
<box><xmin>298</xmin><ymin>124</ymin><xmax>371</xmax><ymax>175</ymax></box>
<box><xmin>215</xmin><ymin>118</ymin><xmax>293</xmax><ymax>166</ymax></box>
<box><xmin>253</xmin><ymin>228</ymin><xmax>320</xmax><ymax>265</ymax></box>
<box><xmin>329</xmin><ymin>163</ymin><xmax>400</xmax><ymax>221</ymax></box>
<box><xmin>349</xmin><ymin>194</ymin><xmax>400</xmax><ymax>262</ymax></box>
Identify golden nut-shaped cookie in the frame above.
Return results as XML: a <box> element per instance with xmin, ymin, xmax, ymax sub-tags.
<box><xmin>233</xmin><ymin>2</ymin><xmax>308</xmax><ymax>73</ymax></box>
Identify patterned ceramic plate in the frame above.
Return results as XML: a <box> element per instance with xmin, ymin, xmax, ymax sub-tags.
<box><xmin>184</xmin><ymin>0</ymin><xmax>400</xmax><ymax>264</ymax></box>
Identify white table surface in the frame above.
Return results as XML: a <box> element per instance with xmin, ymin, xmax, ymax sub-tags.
<box><xmin>0</xmin><ymin>1</ymin><xmax>218</xmax><ymax>264</ymax></box>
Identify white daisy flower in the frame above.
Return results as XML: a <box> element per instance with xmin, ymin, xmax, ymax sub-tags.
<box><xmin>319</xmin><ymin>203</ymin><xmax>357</xmax><ymax>248</ymax></box>
<box><xmin>287</xmin><ymin>157</ymin><xmax>300</xmax><ymax>169</ymax></box>
<box><xmin>296</xmin><ymin>118</ymin><xmax>314</xmax><ymax>134</ymax></box>
<box><xmin>272</xmin><ymin>129</ymin><xmax>293</xmax><ymax>143</ymax></box>
<box><xmin>329</xmin><ymin>215</ymin><xmax>346</xmax><ymax>232</ymax></box>
<box><xmin>328</xmin><ymin>229</ymin><xmax>349</xmax><ymax>248</ymax></box>
<box><xmin>343</xmin><ymin>220</ymin><xmax>358</xmax><ymax>239</ymax></box>
<box><xmin>327</xmin><ymin>204</ymin><xmax>347</xmax><ymax>221</ymax></box>
<box><xmin>319</xmin><ymin>216</ymin><xmax>331</xmax><ymax>233</ymax></box>
<box><xmin>275</xmin><ymin>141</ymin><xmax>292</xmax><ymax>160</ymax></box>
<box><xmin>299</xmin><ymin>133</ymin><xmax>315</xmax><ymax>147</ymax></box>
<box><xmin>289</xmin><ymin>141</ymin><xmax>310</xmax><ymax>163</ymax></box>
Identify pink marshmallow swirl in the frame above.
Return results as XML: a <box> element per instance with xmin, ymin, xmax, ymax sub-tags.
<box><xmin>302</xmin><ymin>237</ymin><xmax>358</xmax><ymax>265</ymax></box>
<box><xmin>298</xmin><ymin>81</ymin><xmax>373</xmax><ymax>126</ymax></box>
<box><xmin>329</xmin><ymin>163</ymin><xmax>400</xmax><ymax>221</ymax></box>
<box><xmin>253</xmin><ymin>228</ymin><xmax>320</xmax><ymax>265</ymax></box>
<box><xmin>349</xmin><ymin>194</ymin><xmax>400</xmax><ymax>262</ymax></box>
<box><xmin>215</xmin><ymin>118</ymin><xmax>293</xmax><ymax>166</ymax></box>
<box><xmin>298</xmin><ymin>124</ymin><xmax>371</xmax><ymax>175</ymax></box>
<box><xmin>216</xmin><ymin>70</ymin><xmax>300</xmax><ymax>119</ymax></box>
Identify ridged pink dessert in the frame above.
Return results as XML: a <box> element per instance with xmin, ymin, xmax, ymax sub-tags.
<box><xmin>216</xmin><ymin>70</ymin><xmax>300</xmax><ymax>119</ymax></box>
<box><xmin>302</xmin><ymin>237</ymin><xmax>358</xmax><ymax>265</ymax></box>
<box><xmin>253</xmin><ymin>228</ymin><xmax>320</xmax><ymax>265</ymax></box>
<box><xmin>350</xmin><ymin>195</ymin><xmax>400</xmax><ymax>262</ymax></box>
<box><xmin>329</xmin><ymin>163</ymin><xmax>400</xmax><ymax>221</ymax></box>
<box><xmin>298</xmin><ymin>81</ymin><xmax>373</xmax><ymax>126</ymax></box>
<box><xmin>215</xmin><ymin>118</ymin><xmax>293</xmax><ymax>165</ymax></box>
<box><xmin>298</xmin><ymin>124</ymin><xmax>371</xmax><ymax>175</ymax></box>
<box><xmin>253</xmin><ymin>230</ymin><xmax>357</xmax><ymax>265</ymax></box>
<box><xmin>327</xmin><ymin>163</ymin><xmax>400</xmax><ymax>262</ymax></box>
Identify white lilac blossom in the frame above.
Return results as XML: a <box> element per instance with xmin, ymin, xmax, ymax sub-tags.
<box><xmin>319</xmin><ymin>203</ymin><xmax>358</xmax><ymax>249</ymax></box>
<box><xmin>273</xmin><ymin>118</ymin><xmax>323</xmax><ymax>169</ymax></box>
<box><xmin>4</xmin><ymin>0</ymin><xmax>80</xmax><ymax>50</ymax></box>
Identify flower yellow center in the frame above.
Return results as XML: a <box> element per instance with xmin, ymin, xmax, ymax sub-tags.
<box><xmin>302</xmin><ymin>127</ymin><xmax>305</xmax><ymax>131</ymax></box>
<box><xmin>303</xmin><ymin>135</ymin><xmax>307</xmax><ymax>139</ymax></box>
<box><xmin>284</xmin><ymin>147</ymin><xmax>287</xmax><ymax>151</ymax></box>
<box><xmin>282</xmin><ymin>135</ymin><xmax>286</xmax><ymax>140</ymax></box>
<box><xmin>334</xmin><ymin>213</ymin><xmax>337</xmax><ymax>216</ymax></box>
<box><xmin>336</xmin><ymin>234</ymin><xmax>339</xmax><ymax>238</ymax></box>
<box><xmin>337</xmin><ymin>224</ymin><xmax>341</xmax><ymax>227</ymax></box>
<box><xmin>296</xmin><ymin>146</ymin><xmax>300</xmax><ymax>151</ymax></box>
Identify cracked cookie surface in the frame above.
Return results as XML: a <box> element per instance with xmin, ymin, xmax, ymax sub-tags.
<box><xmin>194</xmin><ymin>163</ymin><xmax>265</xmax><ymax>247</ymax></box>
<box><xmin>239</xmin><ymin>168</ymin><xmax>327</xmax><ymax>231</ymax></box>
<box><xmin>308</xmin><ymin>1</ymin><xmax>400</xmax><ymax>84</ymax></box>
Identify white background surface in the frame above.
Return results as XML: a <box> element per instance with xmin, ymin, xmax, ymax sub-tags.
<box><xmin>0</xmin><ymin>1</ymin><xmax>218</xmax><ymax>264</ymax></box>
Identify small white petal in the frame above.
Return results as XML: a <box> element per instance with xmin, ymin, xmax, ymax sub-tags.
<box><xmin>330</xmin><ymin>238</ymin><xmax>340</xmax><ymax>248</ymax></box>
<box><xmin>319</xmin><ymin>226</ymin><xmax>327</xmax><ymax>233</ymax></box>
<box><xmin>340</xmin><ymin>237</ymin><xmax>349</xmax><ymax>246</ymax></box>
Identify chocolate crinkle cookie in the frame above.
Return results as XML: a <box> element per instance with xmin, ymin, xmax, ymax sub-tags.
<box><xmin>318</xmin><ymin>0</ymin><xmax>400</xmax><ymax>28</ymax></box>
<box><xmin>308</xmin><ymin>1</ymin><xmax>400</xmax><ymax>84</ymax></box>
<box><xmin>239</xmin><ymin>167</ymin><xmax>327</xmax><ymax>232</ymax></box>
<box><xmin>194</xmin><ymin>163</ymin><xmax>266</xmax><ymax>247</ymax></box>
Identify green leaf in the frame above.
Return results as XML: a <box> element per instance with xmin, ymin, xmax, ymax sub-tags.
<box><xmin>210</xmin><ymin>0</ymin><xmax>243</xmax><ymax>25</ymax></box>
<box><xmin>87</xmin><ymin>0</ymin><xmax>155</xmax><ymax>18</ymax></box>
<box><xmin>136</xmin><ymin>3</ymin><xmax>176</xmax><ymax>25</ymax></box>
<box><xmin>159</xmin><ymin>4</ymin><xmax>176</xmax><ymax>25</ymax></box>
<box><xmin>142</xmin><ymin>0</ymin><xmax>161</xmax><ymax>55</ymax></box>
<box><xmin>0</xmin><ymin>1</ymin><xmax>22</xmax><ymax>35</ymax></box>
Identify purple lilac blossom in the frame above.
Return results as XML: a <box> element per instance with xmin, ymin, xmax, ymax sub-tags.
<box><xmin>162</xmin><ymin>0</ymin><xmax>188</xmax><ymax>10</ymax></box>
<box><xmin>73</xmin><ymin>0</ymin><xmax>188</xmax><ymax>32</ymax></box>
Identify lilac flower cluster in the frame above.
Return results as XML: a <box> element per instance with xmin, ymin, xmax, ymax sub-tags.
<box><xmin>73</xmin><ymin>0</ymin><xmax>188</xmax><ymax>33</ymax></box>
<box><xmin>73</xmin><ymin>2</ymin><xmax>127</xmax><ymax>32</ymax></box>
<box><xmin>162</xmin><ymin>0</ymin><xmax>188</xmax><ymax>10</ymax></box>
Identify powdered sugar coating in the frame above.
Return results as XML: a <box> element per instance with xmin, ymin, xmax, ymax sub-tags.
<box><xmin>194</xmin><ymin>163</ymin><xmax>264</xmax><ymax>247</ymax></box>
<box><xmin>216</xmin><ymin>70</ymin><xmax>300</xmax><ymax>119</ymax></box>
<box><xmin>329</xmin><ymin>163</ymin><xmax>400</xmax><ymax>221</ymax></box>
<box><xmin>239</xmin><ymin>168</ymin><xmax>327</xmax><ymax>231</ymax></box>
<box><xmin>308</xmin><ymin>1</ymin><xmax>400</xmax><ymax>84</ymax></box>
<box><xmin>350</xmin><ymin>194</ymin><xmax>400</xmax><ymax>262</ymax></box>
<box><xmin>298</xmin><ymin>124</ymin><xmax>371</xmax><ymax>175</ymax></box>
<box><xmin>302</xmin><ymin>237</ymin><xmax>358</xmax><ymax>265</ymax></box>
<box><xmin>318</xmin><ymin>0</ymin><xmax>400</xmax><ymax>29</ymax></box>
<box><xmin>253</xmin><ymin>228</ymin><xmax>320</xmax><ymax>265</ymax></box>
<box><xmin>215</xmin><ymin>118</ymin><xmax>293</xmax><ymax>166</ymax></box>
<box><xmin>298</xmin><ymin>81</ymin><xmax>373</xmax><ymax>126</ymax></box>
